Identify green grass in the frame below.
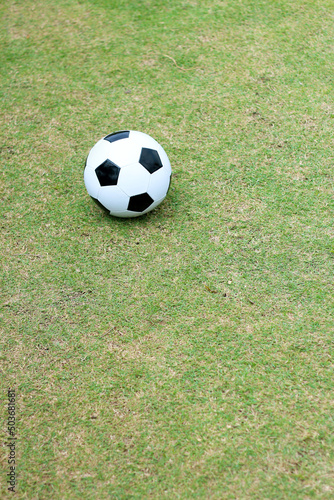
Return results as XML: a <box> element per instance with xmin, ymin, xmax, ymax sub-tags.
<box><xmin>1</xmin><ymin>0</ymin><xmax>334</xmax><ymax>498</ymax></box>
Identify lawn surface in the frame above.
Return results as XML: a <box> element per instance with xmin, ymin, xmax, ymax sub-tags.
<box><xmin>1</xmin><ymin>0</ymin><xmax>334</xmax><ymax>498</ymax></box>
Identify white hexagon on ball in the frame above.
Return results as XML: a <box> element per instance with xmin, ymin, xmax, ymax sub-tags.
<box><xmin>118</xmin><ymin>163</ymin><xmax>150</xmax><ymax>197</ymax></box>
<box><xmin>84</xmin><ymin>130</ymin><xmax>172</xmax><ymax>218</ymax></box>
<box><xmin>98</xmin><ymin>186</ymin><xmax>129</xmax><ymax>213</ymax></box>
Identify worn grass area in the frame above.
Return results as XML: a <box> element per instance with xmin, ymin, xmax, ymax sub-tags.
<box><xmin>1</xmin><ymin>0</ymin><xmax>334</xmax><ymax>498</ymax></box>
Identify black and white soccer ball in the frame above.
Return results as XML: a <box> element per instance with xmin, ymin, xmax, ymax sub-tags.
<box><xmin>84</xmin><ymin>130</ymin><xmax>172</xmax><ymax>217</ymax></box>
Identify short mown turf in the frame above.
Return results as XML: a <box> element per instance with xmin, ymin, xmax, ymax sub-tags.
<box><xmin>1</xmin><ymin>0</ymin><xmax>334</xmax><ymax>498</ymax></box>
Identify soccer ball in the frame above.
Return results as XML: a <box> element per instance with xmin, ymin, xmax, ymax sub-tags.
<box><xmin>84</xmin><ymin>130</ymin><xmax>172</xmax><ymax>217</ymax></box>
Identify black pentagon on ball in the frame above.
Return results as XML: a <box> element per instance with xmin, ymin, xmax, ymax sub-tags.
<box><xmin>139</xmin><ymin>148</ymin><xmax>163</xmax><ymax>174</ymax></box>
<box><xmin>104</xmin><ymin>131</ymin><xmax>130</xmax><ymax>143</ymax></box>
<box><xmin>95</xmin><ymin>159</ymin><xmax>120</xmax><ymax>186</ymax></box>
<box><xmin>127</xmin><ymin>193</ymin><xmax>154</xmax><ymax>212</ymax></box>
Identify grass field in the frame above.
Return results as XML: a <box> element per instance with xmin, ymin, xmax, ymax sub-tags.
<box><xmin>1</xmin><ymin>0</ymin><xmax>334</xmax><ymax>498</ymax></box>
